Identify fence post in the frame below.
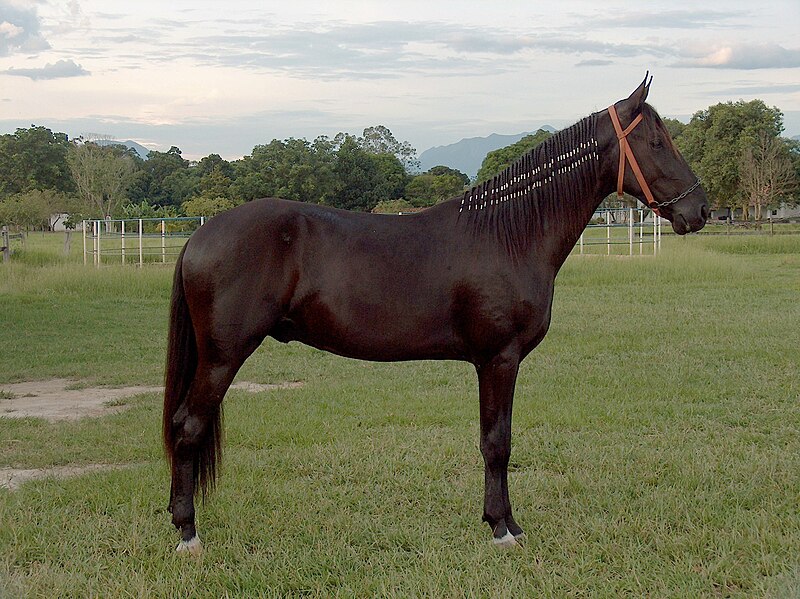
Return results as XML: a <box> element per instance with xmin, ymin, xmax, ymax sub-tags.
<box><xmin>606</xmin><ymin>210</ymin><xmax>611</xmax><ymax>255</ymax></box>
<box><xmin>579</xmin><ymin>231</ymin><xmax>584</xmax><ymax>254</ymax></box>
<box><xmin>1</xmin><ymin>226</ymin><xmax>9</xmax><ymax>263</ymax></box>
<box><xmin>96</xmin><ymin>220</ymin><xmax>105</xmax><ymax>268</ymax></box>
<box><xmin>628</xmin><ymin>208</ymin><xmax>633</xmax><ymax>256</ymax></box>
<box><xmin>653</xmin><ymin>214</ymin><xmax>657</xmax><ymax>255</ymax></box>
<box><xmin>121</xmin><ymin>219</ymin><xmax>125</xmax><ymax>264</ymax></box>
<box><xmin>138</xmin><ymin>219</ymin><xmax>143</xmax><ymax>267</ymax></box>
<box><xmin>161</xmin><ymin>219</ymin><xmax>166</xmax><ymax>264</ymax></box>
<box><xmin>653</xmin><ymin>214</ymin><xmax>659</xmax><ymax>255</ymax></box>
<box><xmin>82</xmin><ymin>221</ymin><xmax>86</xmax><ymax>265</ymax></box>
<box><xmin>92</xmin><ymin>220</ymin><xmax>100</xmax><ymax>266</ymax></box>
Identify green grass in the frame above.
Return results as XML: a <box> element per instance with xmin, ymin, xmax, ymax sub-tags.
<box><xmin>0</xmin><ymin>232</ymin><xmax>799</xmax><ymax>597</ymax></box>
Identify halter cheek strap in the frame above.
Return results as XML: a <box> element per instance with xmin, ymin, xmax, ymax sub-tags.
<box><xmin>607</xmin><ymin>104</ymin><xmax>660</xmax><ymax>216</ymax></box>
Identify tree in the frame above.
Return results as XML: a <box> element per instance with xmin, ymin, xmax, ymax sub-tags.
<box><xmin>676</xmin><ymin>99</ymin><xmax>784</xmax><ymax>211</ymax></box>
<box><xmin>120</xmin><ymin>201</ymin><xmax>178</xmax><ymax>220</ymax></box>
<box><xmin>129</xmin><ymin>146</ymin><xmax>196</xmax><ymax>208</ymax></box>
<box><xmin>0</xmin><ymin>125</ymin><xmax>73</xmax><ymax>197</ymax></box>
<box><xmin>196</xmin><ymin>154</ymin><xmax>234</xmax><ymax>180</ymax></box>
<box><xmin>662</xmin><ymin>118</ymin><xmax>687</xmax><ymax>142</ymax></box>
<box><xmin>358</xmin><ymin>125</ymin><xmax>419</xmax><ymax>172</ymax></box>
<box><xmin>67</xmin><ymin>142</ymin><xmax>137</xmax><ymax>218</ymax></box>
<box><xmin>404</xmin><ymin>169</ymin><xmax>466</xmax><ymax>206</ymax></box>
<box><xmin>426</xmin><ymin>165</ymin><xmax>470</xmax><ymax>186</ymax></box>
<box><xmin>198</xmin><ymin>165</ymin><xmax>234</xmax><ymax>200</ymax></box>
<box><xmin>372</xmin><ymin>153</ymin><xmax>409</xmax><ymax>201</ymax></box>
<box><xmin>330</xmin><ymin>136</ymin><xmax>384</xmax><ymax>211</ymax></box>
<box><xmin>0</xmin><ymin>189</ymin><xmax>68</xmax><ymax>229</ymax></box>
<box><xmin>476</xmin><ymin>129</ymin><xmax>553</xmax><ymax>183</ymax></box>
<box><xmin>181</xmin><ymin>196</ymin><xmax>239</xmax><ymax>217</ymax></box>
<box><xmin>739</xmin><ymin>133</ymin><xmax>798</xmax><ymax>222</ymax></box>
<box><xmin>182</xmin><ymin>155</ymin><xmax>240</xmax><ymax>216</ymax></box>
<box><xmin>372</xmin><ymin>199</ymin><xmax>414</xmax><ymax>214</ymax></box>
<box><xmin>230</xmin><ymin>137</ymin><xmax>337</xmax><ymax>204</ymax></box>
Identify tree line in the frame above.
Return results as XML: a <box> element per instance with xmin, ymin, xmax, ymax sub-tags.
<box><xmin>1</xmin><ymin>98</ymin><xmax>798</xmax><ymax>229</ymax></box>
<box><xmin>0</xmin><ymin>125</ymin><xmax>468</xmax><ymax>229</ymax></box>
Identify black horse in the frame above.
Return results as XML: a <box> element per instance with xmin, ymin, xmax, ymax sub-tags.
<box><xmin>164</xmin><ymin>77</ymin><xmax>708</xmax><ymax>554</ymax></box>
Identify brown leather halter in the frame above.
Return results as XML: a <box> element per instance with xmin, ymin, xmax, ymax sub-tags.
<box><xmin>607</xmin><ymin>104</ymin><xmax>700</xmax><ymax>217</ymax></box>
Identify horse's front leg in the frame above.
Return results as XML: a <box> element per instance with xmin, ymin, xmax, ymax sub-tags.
<box><xmin>477</xmin><ymin>349</ymin><xmax>524</xmax><ymax>548</ymax></box>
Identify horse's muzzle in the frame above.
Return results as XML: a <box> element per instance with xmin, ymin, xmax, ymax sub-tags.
<box><xmin>670</xmin><ymin>199</ymin><xmax>708</xmax><ymax>235</ymax></box>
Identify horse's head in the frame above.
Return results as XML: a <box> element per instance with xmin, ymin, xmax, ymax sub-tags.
<box><xmin>606</xmin><ymin>76</ymin><xmax>709</xmax><ymax>235</ymax></box>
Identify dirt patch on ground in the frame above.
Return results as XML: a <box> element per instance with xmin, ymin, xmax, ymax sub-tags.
<box><xmin>0</xmin><ymin>464</ymin><xmax>133</xmax><ymax>491</ymax></box>
<box><xmin>0</xmin><ymin>379</ymin><xmax>303</xmax><ymax>491</ymax></box>
<box><xmin>0</xmin><ymin>379</ymin><xmax>161</xmax><ymax>422</ymax></box>
<box><xmin>0</xmin><ymin>379</ymin><xmax>303</xmax><ymax>422</ymax></box>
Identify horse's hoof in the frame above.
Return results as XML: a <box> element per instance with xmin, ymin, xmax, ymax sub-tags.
<box><xmin>492</xmin><ymin>530</ymin><xmax>521</xmax><ymax>549</ymax></box>
<box><xmin>176</xmin><ymin>535</ymin><xmax>203</xmax><ymax>556</ymax></box>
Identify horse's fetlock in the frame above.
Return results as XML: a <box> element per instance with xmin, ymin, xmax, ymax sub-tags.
<box><xmin>174</xmin><ymin>415</ymin><xmax>208</xmax><ymax>448</ymax></box>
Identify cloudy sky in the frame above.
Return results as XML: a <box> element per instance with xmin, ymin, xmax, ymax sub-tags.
<box><xmin>1</xmin><ymin>0</ymin><xmax>799</xmax><ymax>160</ymax></box>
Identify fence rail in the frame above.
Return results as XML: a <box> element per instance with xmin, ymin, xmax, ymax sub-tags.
<box><xmin>82</xmin><ymin>217</ymin><xmax>205</xmax><ymax>266</ymax></box>
<box><xmin>1</xmin><ymin>225</ymin><xmax>25</xmax><ymax>263</ymax></box>
<box><xmin>576</xmin><ymin>208</ymin><xmax>664</xmax><ymax>256</ymax></box>
<box><xmin>691</xmin><ymin>215</ymin><xmax>798</xmax><ymax>235</ymax></box>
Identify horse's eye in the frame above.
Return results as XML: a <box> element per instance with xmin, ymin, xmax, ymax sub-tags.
<box><xmin>651</xmin><ymin>138</ymin><xmax>664</xmax><ymax>150</ymax></box>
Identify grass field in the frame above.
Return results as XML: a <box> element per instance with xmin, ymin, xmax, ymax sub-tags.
<box><xmin>1</xmin><ymin>231</ymin><xmax>799</xmax><ymax>597</ymax></box>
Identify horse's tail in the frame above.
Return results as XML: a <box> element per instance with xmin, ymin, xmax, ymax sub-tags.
<box><xmin>163</xmin><ymin>244</ymin><xmax>198</xmax><ymax>487</ymax></box>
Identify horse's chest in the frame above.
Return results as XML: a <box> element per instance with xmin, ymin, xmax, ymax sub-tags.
<box><xmin>451</xmin><ymin>281</ymin><xmax>553</xmax><ymax>356</ymax></box>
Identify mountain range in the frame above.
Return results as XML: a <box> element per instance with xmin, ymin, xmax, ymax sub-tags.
<box><xmin>419</xmin><ymin>126</ymin><xmax>557</xmax><ymax>178</ymax></box>
<box><xmin>95</xmin><ymin>139</ymin><xmax>151</xmax><ymax>160</ymax></box>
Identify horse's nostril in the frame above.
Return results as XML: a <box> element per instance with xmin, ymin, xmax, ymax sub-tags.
<box><xmin>701</xmin><ymin>204</ymin><xmax>710</xmax><ymax>220</ymax></box>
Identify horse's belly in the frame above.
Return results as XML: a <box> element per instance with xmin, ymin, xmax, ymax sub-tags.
<box><xmin>270</xmin><ymin>296</ymin><xmax>459</xmax><ymax>362</ymax></box>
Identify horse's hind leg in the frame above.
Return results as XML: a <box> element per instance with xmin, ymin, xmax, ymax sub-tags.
<box><xmin>169</xmin><ymin>356</ymin><xmax>243</xmax><ymax>555</ymax></box>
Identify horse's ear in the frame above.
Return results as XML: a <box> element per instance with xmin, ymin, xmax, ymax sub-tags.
<box><xmin>622</xmin><ymin>72</ymin><xmax>652</xmax><ymax>118</ymax></box>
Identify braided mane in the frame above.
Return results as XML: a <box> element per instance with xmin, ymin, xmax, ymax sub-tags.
<box><xmin>459</xmin><ymin>114</ymin><xmax>600</xmax><ymax>259</ymax></box>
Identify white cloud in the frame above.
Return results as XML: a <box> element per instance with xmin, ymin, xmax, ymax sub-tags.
<box><xmin>676</xmin><ymin>43</ymin><xmax>800</xmax><ymax>70</ymax></box>
<box><xmin>136</xmin><ymin>21</ymin><xmax>676</xmax><ymax>80</ymax></box>
<box><xmin>576</xmin><ymin>59</ymin><xmax>614</xmax><ymax>67</ymax></box>
<box><xmin>4</xmin><ymin>58</ymin><xmax>89</xmax><ymax>80</ymax></box>
<box><xmin>44</xmin><ymin>10</ymin><xmax>796</xmax><ymax>81</ymax></box>
<box><xmin>0</xmin><ymin>21</ymin><xmax>23</xmax><ymax>38</ymax></box>
<box><xmin>588</xmin><ymin>9</ymin><xmax>745</xmax><ymax>29</ymax></box>
<box><xmin>0</xmin><ymin>0</ymin><xmax>49</xmax><ymax>55</ymax></box>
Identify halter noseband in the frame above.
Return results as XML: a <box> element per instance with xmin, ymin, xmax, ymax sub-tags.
<box><xmin>607</xmin><ymin>104</ymin><xmax>701</xmax><ymax>217</ymax></box>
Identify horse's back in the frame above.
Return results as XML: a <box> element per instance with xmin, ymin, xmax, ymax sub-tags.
<box><xmin>186</xmin><ymin>197</ymin><xmax>440</xmax><ymax>259</ymax></box>
<box><xmin>179</xmin><ymin>198</ymin><xmax>465</xmax><ymax>360</ymax></box>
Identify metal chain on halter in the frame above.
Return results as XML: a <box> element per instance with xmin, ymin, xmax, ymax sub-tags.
<box><xmin>651</xmin><ymin>177</ymin><xmax>702</xmax><ymax>208</ymax></box>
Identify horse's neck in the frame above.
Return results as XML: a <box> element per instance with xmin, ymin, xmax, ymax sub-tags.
<box><xmin>537</xmin><ymin>174</ymin><xmax>610</xmax><ymax>269</ymax></box>
<box><xmin>529</xmin><ymin>116</ymin><xmax>617</xmax><ymax>270</ymax></box>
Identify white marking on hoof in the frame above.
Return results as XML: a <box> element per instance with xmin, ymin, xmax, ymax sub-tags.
<box><xmin>176</xmin><ymin>535</ymin><xmax>202</xmax><ymax>556</ymax></box>
<box><xmin>492</xmin><ymin>530</ymin><xmax>520</xmax><ymax>549</ymax></box>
